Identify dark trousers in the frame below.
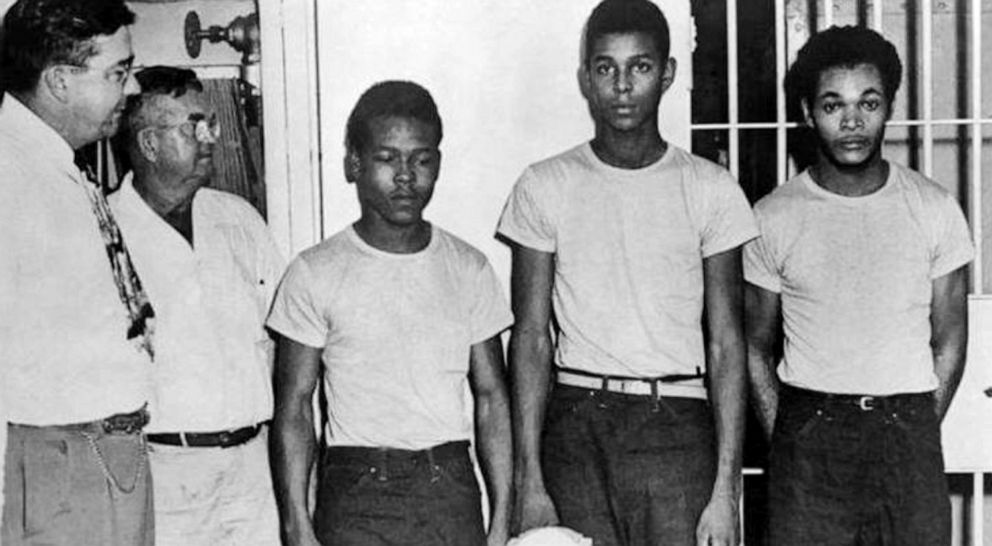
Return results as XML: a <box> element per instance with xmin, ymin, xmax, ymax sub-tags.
<box><xmin>313</xmin><ymin>440</ymin><xmax>485</xmax><ymax>546</ymax></box>
<box><xmin>541</xmin><ymin>385</ymin><xmax>717</xmax><ymax>546</ymax></box>
<box><xmin>767</xmin><ymin>385</ymin><xmax>951</xmax><ymax>546</ymax></box>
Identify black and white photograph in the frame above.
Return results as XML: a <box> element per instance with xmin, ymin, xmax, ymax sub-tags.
<box><xmin>0</xmin><ymin>0</ymin><xmax>989</xmax><ymax>545</ymax></box>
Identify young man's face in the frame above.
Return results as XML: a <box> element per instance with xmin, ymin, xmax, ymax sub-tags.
<box><xmin>582</xmin><ymin>31</ymin><xmax>674</xmax><ymax>134</ymax></box>
<box><xmin>348</xmin><ymin>116</ymin><xmax>440</xmax><ymax>228</ymax></box>
<box><xmin>802</xmin><ymin>63</ymin><xmax>890</xmax><ymax>169</ymax></box>
<box><xmin>65</xmin><ymin>26</ymin><xmax>139</xmax><ymax>147</ymax></box>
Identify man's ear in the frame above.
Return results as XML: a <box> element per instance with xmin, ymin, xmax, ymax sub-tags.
<box><xmin>137</xmin><ymin>128</ymin><xmax>159</xmax><ymax>163</ymax></box>
<box><xmin>801</xmin><ymin>97</ymin><xmax>815</xmax><ymax>128</ymax></box>
<box><xmin>433</xmin><ymin>149</ymin><xmax>443</xmax><ymax>181</ymax></box>
<box><xmin>344</xmin><ymin>148</ymin><xmax>362</xmax><ymax>183</ymax></box>
<box><xmin>41</xmin><ymin>65</ymin><xmax>72</xmax><ymax>103</ymax></box>
<box><xmin>577</xmin><ymin>64</ymin><xmax>591</xmax><ymax>101</ymax></box>
<box><xmin>659</xmin><ymin>57</ymin><xmax>677</xmax><ymax>95</ymax></box>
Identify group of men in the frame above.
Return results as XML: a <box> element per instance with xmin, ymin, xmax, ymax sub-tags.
<box><xmin>0</xmin><ymin>1</ymin><xmax>974</xmax><ymax>546</ymax></box>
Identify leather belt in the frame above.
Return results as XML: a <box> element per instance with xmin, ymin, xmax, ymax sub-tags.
<box><xmin>555</xmin><ymin>366</ymin><xmax>705</xmax><ymax>398</ymax></box>
<box><xmin>781</xmin><ymin>385</ymin><xmax>934</xmax><ymax>412</ymax></box>
<box><xmin>147</xmin><ymin>422</ymin><xmax>266</xmax><ymax>449</ymax></box>
<box><xmin>326</xmin><ymin>440</ymin><xmax>469</xmax><ymax>466</ymax></box>
<box><xmin>11</xmin><ymin>406</ymin><xmax>150</xmax><ymax>436</ymax></box>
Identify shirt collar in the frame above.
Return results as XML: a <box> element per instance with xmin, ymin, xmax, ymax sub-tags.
<box><xmin>0</xmin><ymin>93</ymin><xmax>76</xmax><ymax>175</ymax></box>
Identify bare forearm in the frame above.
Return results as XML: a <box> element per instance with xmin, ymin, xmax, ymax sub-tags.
<box><xmin>509</xmin><ymin>329</ymin><xmax>553</xmax><ymax>479</ymax></box>
<box><xmin>932</xmin><ymin>344</ymin><xmax>966</xmax><ymax>420</ymax></box>
<box><xmin>708</xmin><ymin>342</ymin><xmax>746</xmax><ymax>499</ymax></box>
<box><xmin>475</xmin><ymin>388</ymin><xmax>513</xmax><ymax>538</ymax></box>
<box><xmin>271</xmin><ymin>404</ymin><xmax>318</xmax><ymax>543</ymax></box>
<box><xmin>930</xmin><ymin>267</ymin><xmax>968</xmax><ymax>421</ymax></box>
<box><xmin>744</xmin><ymin>282</ymin><xmax>783</xmax><ymax>440</ymax></box>
<box><xmin>748</xmin><ymin>348</ymin><xmax>780</xmax><ymax>439</ymax></box>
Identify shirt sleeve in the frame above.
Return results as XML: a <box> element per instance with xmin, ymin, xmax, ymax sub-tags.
<box><xmin>743</xmin><ymin>236</ymin><xmax>782</xmax><ymax>293</ymax></box>
<box><xmin>700</xmin><ymin>170</ymin><xmax>759</xmax><ymax>258</ymax></box>
<box><xmin>240</xmin><ymin>204</ymin><xmax>287</xmax><ymax>312</ymax></box>
<box><xmin>469</xmin><ymin>260</ymin><xmax>514</xmax><ymax>344</ymax></box>
<box><xmin>930</xmin><ymin>192</ymin><xmax>975</xmax><ymax>279</ymax></box>
<box><xmin>266</xmin><ymin>256</ymin><xmax>328</xmax><ymax>348</ymax></box>
<box><xmin>495</xmin><ymin>167</ymin><xmax>557</xmax><ymax>253</ymax></box>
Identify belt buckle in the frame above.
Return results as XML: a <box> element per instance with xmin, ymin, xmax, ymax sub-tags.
<box><xmin>857</xmin><ymin>396</ymin><xmax>876</xmax><ymax>411</ymax></box>
<box><xmin>101</xmin><ymin>407</ymin><xmax>148</xmax><ymax>435</ymax></box>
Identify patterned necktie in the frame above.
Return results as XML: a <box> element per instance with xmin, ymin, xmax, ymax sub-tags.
<box><xmin>74</xmin><ymin>153</ymin><xmax>156</xmax><ymax>360</ymax></box>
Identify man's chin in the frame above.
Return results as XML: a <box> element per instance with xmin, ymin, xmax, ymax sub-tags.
<box><xmin>98</xmin><ymin>119</ymin><xmax>122</xmax><ymax>141</ymax></box>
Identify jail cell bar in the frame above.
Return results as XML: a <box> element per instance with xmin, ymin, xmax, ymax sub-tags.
<box><xmin>690</xmin><ymin>0</ymin><xmax>991</xmax><ymax>544</ymax></box>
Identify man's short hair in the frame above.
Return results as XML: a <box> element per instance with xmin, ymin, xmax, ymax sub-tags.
<box><xmin>345</xmin><ymin>80</ymin><xmax>443</xmax><ymax>154</ymax></box>
<box><xmin>582</xmin><ymin>0</ymin><xmax>671</xmax><ymax>66</ymax></box>
<box><xmin>122</xmin><ymin>66</ymin><xmax>203</xmax><ymax>136</ymax></box>
<box><xmin>115</xmin><ymin>66</ymin><xmax>202</xmax><ymax>173</ymax></box>
<box><xmin>786</xmin><ymin>25</ymin><xmax>903</xmax><ymax>114</ymax></box>
<box><xmin>0</xmin><ymin>0</ymin><xmax>135</xmax><ymax>94</ymax></box>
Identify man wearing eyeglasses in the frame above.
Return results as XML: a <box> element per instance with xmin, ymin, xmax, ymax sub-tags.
<box><xmin>108</xmin><ymin>65</ymin><xmax>284</xmax><ymax>546</ymax></box>
<box><xmin>0</xmin><ymin>1</ymin><xmax>155</xmax><ymax>544</ymax></box>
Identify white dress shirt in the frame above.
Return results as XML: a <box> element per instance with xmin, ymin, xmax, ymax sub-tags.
<box><xmin>0</xmin><ymin>94</ymin><xmax>154</xmax><ymax>426</ymax></box>
<box><xmin>110</xmin><ymin>175</ymin><xmax>284</xmax><ymax>432</ymax></box>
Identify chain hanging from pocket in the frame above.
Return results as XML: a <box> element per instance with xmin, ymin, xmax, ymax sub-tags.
<box><xmin>78</xmin><ymin>431</ymin><xmax>148</xmax><ymax>494</ymax></box>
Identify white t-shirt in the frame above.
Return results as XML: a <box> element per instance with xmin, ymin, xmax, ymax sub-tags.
<box><xmin>497</xmin><ymin>143</ymin><xmax>758</xmax><ymax>398</ymax></box>
<box><xmin>110</xmin><ymin>176</ymin><xmax>284</xmax><ymax>433</ymax></box>
<box><xmin>266</xmin><ymin>225</ymin><xmax>512</xmax><ymax>449</ymax></box>
<box><xmin>743</xmin><ymin>164</ymin><xmax>975</xmax><ymax>395</ymax></box>
<box><xmin>0</xmin><ymin>94</ymin><xmax>153</xmax><ymax>426</ymax></box>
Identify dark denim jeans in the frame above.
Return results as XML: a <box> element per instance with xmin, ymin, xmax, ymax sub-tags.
<box><xmin>768</xmin><ymin>385</ymin><xmax>951</xmax><ymax>546</ymax></box>
<box><xmin>541</xmin><ymin>385</ymin><xmax>717</xmax><ymax>546</ymax></box>
<box><xmin>313</xmin><ymin>440</ymin><xmax>485</xmax><ymax>546</ymax></box>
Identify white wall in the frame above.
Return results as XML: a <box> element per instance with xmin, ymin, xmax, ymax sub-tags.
<box><xmin>127</xmin><ymin>0</ymin><xmax>251</xmax><ymax>77</ymax></box>
<box><xmin>315</xmin><ymin>0</ymin><xmax>693</xmax><ymax>285</ymax></box>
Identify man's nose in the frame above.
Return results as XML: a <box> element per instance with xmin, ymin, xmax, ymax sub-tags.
<box><xmin>614</xmin><ymin>70</ymin><xmax>633</xmax><ymax>94</ymax></box>
<box><xmin>123</xmin><ymin>71</ymin><xmax>140</xmax><ymax>96</ymax></box>
<box><xmin>395</xmin><ymin>160</ymin><xmax>415</xmax><ymax>184</ymax></box>
<box><xmin>840</xmin><ymin>107</ymin><xmax>865</xmax><ymax>130</ymax></box>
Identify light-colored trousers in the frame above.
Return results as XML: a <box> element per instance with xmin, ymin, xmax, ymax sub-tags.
<box><xmin>148</xmin><ymin>428</ymin><xmax>280</xmax><ymax>546</ymax></box>
<box><xmin>2</xmin><ymin>423</ymin><xmax>154</xmax><ymax>546</ymax></box>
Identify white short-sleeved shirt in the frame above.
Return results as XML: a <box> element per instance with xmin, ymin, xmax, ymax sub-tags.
<box><xmin>110</xmin><ymin>176</ymin><xmax>284</xmax><ymax>433</ymax></box>
<box><xmin>497</xmin><ymin>143</ymin><xmax>758</xmax><ymax>398</ymax></box>
<box><xmin>0</xmin><ymin>94</ymin><xmax>153</xmax><ymax>426</ymax></box>
<box><xmin>743</xmin><ymin>165</ymin><xmax>975</xmax><ymax>395</ymax></box>
<box><xmin>266</xmin><ymin>225</ymin><xmax>512</xmax><ymax>449</ymax></box>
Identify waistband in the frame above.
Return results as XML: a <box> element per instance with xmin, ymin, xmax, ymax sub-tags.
<box><xmin>147</xmin><ymin>422</ymin><xmax>267</xmax><ymax>449</ymax></box>
<box><xmin>326</xmin><ymin>440</ymin><xmax>470</xmax><ymax>466</ymax></box>
<box><xmin>555</xmin><ymin>366</ymin><xmax>707</xmax><ymax>399</ymax></box>
<box><xmin>9</xmin><ymin>405</ymin><xmax>149</xmax><ymax>436</ymax></box>
<box><xmin>781</xmin><ymin>384</ymin><xmax>934</xmax><ymax>412</ymax></box>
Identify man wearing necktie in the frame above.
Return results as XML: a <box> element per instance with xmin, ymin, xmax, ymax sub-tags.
<box><xmin>0</xmin><ymin>1</ymin><xmax>156</xmax><ymax>544</ymax></box>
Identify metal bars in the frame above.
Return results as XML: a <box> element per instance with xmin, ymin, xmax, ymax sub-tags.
<box><xmin>970</xmin><ymin>0</ymin><xmax>984</xmax><ymax>294</ymax></box>
<box><xmin>696</xmin><ymin>1</ymin><xmax>990</xmax><ymax>543</ymax></box>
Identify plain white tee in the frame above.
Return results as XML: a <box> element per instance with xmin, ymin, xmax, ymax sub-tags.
<box><xmin>744</xmin><ymin>164</ymin><xmax>974</xmax><ymax>395</ymax></box>
<box><xmin>267</xmin><ymin>225</ymin><xmax>512</xmax><ymax>449</ymax></box>
<box><xmin>497</xmin><ymin>143</ymin><xmax>757</xmax><ymax>398</ymax></box>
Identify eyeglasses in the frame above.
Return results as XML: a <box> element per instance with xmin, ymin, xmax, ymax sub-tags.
<box><xmin>62</xmin><ymin>61</ymin><xmax>134</xmax><ymax>87</ymax></box>
<box><xmin>161</xmin><ymin>113</ymin><xmax>221</xmax><ymax>144</ymax></box>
